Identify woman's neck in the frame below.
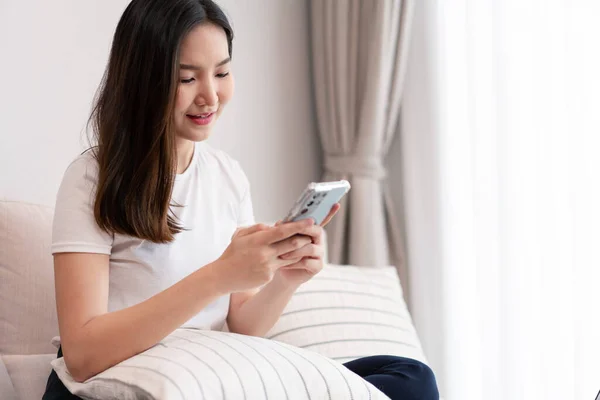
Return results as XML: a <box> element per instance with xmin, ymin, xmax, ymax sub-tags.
<box><xmin>176</xmin><ymin>139</ymin><xmax>195</xmax><ymax>174</ymax></box>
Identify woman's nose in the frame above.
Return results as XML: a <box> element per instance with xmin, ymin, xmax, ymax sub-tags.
<box><xmin>195</xmin><ymin>82</ymin><xmax>218</xmax><ymax>107</ymax></box>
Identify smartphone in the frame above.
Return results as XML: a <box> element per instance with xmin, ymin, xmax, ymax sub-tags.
<box><xmin>283</xmin><ymin>180</ymin><xmax>351</xmax><ymax>225</ymax></box>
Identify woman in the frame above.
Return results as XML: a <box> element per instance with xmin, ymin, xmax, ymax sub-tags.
<box><xmin>43</xmin><ymin>0</ymin><xmax>439</xmax><ymax>399</ymax></box>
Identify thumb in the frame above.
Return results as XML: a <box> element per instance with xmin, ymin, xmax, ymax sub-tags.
<box><xmin>233</xmin><ymin>223</ymin><xmax>270</xmax><ymax>239</ymax></box>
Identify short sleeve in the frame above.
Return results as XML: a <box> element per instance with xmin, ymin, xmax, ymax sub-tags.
<box><xmin>236</xmin><ymin>164</ymin><xmax>255</xmax><ymax>227</ymax></box>
<box><xmin>51</xmin><ymin>155</ymin><xmax>113</xmax><ymax>255</ymax></box>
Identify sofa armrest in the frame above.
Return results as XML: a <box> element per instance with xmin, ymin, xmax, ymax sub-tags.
<box><xmin>2</xmin><ymin>354</ymin><xmax>56</xmax><ymax>400</ymax></box>
<box><xmin>0</xmin><ymin>355</ymin><xmax>18</xmax><ymax>400</ymax></box>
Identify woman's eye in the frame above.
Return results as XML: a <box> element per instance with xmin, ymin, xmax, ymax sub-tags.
<box><xmin>180</xmin><ymin>78</ymin><xmax>195</xmax><ymax>84</ymax></box>
<box><xmin>216</xmin><ymin>72</ymin><xmax>230</xmax><ymax>78</ymax></box>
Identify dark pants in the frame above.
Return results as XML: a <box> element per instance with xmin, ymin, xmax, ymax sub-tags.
<box><xmin>43</xmin><ymin>349</ymin><xmax>438</xmax><ymax>400</ymax></box>
<box><xmin>343</xmin><ymin>355</ymin><xmax>439</xmax><ymax>400</ymax></box>
<box><xmin>42</xmin><ymin>347</ymin><xmax>81</xmax><ymax>400</ymax></box>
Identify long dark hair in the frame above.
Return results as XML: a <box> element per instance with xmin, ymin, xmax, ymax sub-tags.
<box><xmin>88</xmin><ymin>0</ymin><xmax>233</xmax><ymax>243</ymax></box>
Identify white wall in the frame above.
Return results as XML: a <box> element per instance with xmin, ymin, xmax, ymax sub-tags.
<box><xmin>0</xmin><ymin>0</ymin><xmax>321</xmax><ymax>223</ymax></box>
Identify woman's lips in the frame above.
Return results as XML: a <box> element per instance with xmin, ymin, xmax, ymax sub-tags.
<box><xmin>186</xmin><ymin>112</ymin><xmax>215</xmax><ymax>126</ymax></box>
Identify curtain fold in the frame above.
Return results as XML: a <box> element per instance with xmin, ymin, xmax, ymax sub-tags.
<box><xmin>309</xmin><ymin>0</ymin><xmax>414</xmax><ymax>290</ymax></box>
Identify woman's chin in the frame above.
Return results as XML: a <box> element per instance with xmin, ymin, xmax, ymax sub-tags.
<box><xmin>191</xmin><ymin>131</ymin><xmax>212</xmax><ymax>142</ymax></box>
<box><xmin>177</xmin><ymin>127</ymin><xmax>213</xmax><ymax>142</ymax></box>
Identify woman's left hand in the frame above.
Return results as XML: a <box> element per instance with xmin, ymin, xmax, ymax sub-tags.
<box><xmin>273</xmin><ymin>204</ymin><xmax>341</xmax><ymax>287</ymax></box>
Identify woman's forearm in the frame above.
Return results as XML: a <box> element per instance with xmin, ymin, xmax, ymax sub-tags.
<box><xmin>65</xmin><ymin>262</ymin><xmax>228</xmax><ymax>382</ymax></box>
<box><xmin>227</xmin><ymin>274</ymin><xmax>300</xmax><ymax>337</ymax></box>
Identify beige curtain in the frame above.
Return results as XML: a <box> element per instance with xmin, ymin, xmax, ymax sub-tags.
<box><xmin>309</xmin><ymin>0</ymin><xmax>414</xmax><ymax>279</ymax></box>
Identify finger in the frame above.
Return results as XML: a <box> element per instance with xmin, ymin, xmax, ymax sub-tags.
<box><xmin>322</xmin><ymin>203</ymin><xmax>340</xmax><ymax>226</ymax></box>
<box><xmin>271</xmin><ymin>235</ymin><xmax>312</xmax><ymax>256</ymax></box>
<box><xmin>300</xmin><ymin>258</ymin><xmax>323</xmax><ymax>275</ymax></box>
<box><xmin>259</xmin><ymin>218</ymin><xmax>314</xmax><ymax>244</ymax></box>
<box><xmin>282</xmin><ymin>258</ymin><xmax>322</xmax><ymax>275</ymax></box>
<box><xmin>310</xmin><ymin>226</ymin><xmax>324</xmax><ymax>245</ymax></box>
<box><xmin>276</xmin><ymin>256</ymin><xmax>304</xmax><ymax>268</ymax></box>
<box><xmin>235</xmin><ymin>223</ymin><xmax>270</xmax><ymax>238</ymax></box>
<box><xmin>232</xmin><ymin>226</ymin><xmax>248</xmax><ymax>239</ymax></box>
<box><xmin>320</xmin><ymin>203</ymin><xmax>341</xmax><ymax>227</ymax></box>
<box><xmin>279</xmin><ymin>244</ymin><xmax>323</xmax><ymax>260</ymax></box>
<box><xmin>293</xmin><ymin>224</ymin><xmax>323</xmax><ymax>244</ymax></box>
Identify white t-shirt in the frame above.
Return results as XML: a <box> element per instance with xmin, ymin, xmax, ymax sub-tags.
<box><xmin>51</xmin><ymin>142</ymin><xmax>255</xmax><ymax>331</ymax></box>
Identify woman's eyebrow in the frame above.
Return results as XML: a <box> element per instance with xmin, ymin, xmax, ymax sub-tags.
<box><xmin>180</xmin><ymin>57</ymin><xmax>231</xmax><ymax>70</ymax></box>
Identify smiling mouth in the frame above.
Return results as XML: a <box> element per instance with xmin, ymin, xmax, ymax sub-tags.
<box><xmin>186</xmin><ymin>112</ymin><xmax>215</xmax><ymax>126</ymax></box>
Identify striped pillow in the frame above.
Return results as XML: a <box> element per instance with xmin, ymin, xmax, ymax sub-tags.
<box><xmin>265</xmin><ymin>264</ymin><xmax>427</xmax><ymax>364</ymax></box>
<box><xmin>50</xmin><ymin>329</ymin><xmax>390</xmax><ymax>400</ymax></box>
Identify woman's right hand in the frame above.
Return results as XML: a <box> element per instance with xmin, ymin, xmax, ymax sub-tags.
<box><xmin>215</xmin><ymin>219</ymin><xmax>316</xmax><ymax>292</ymax></box>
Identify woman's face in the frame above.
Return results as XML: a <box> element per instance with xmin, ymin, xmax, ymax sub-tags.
<box><xmin>174</xmin><ymin>22</ymin><xmax>234</xmax><ymax>142</ymax></box>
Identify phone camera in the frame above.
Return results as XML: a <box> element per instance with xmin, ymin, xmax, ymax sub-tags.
<box><xmin>301</xmin><ymin>208</ymin><xmax>308</xmax><ymax>214</ymax></box>
<box><xmin>307</xmin><ymin>201</ymin><xmax>314</xmax><ymax>207</ymax></box>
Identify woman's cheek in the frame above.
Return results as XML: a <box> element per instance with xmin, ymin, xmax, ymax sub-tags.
<box><xmin>175</xmin><ymin>86</ymin><xmax>188</xmax><ymax>111</ymax></box>
<box><xmin>220</xmin><ymin>76</ymin><xmax>234</xmax><ymax>105</ymax></box>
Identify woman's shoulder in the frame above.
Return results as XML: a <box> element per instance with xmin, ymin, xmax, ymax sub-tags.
<box><xmin>61</xmin><ymin>149</ymin><xmax>99</xmax><ymax>185</ymax></box>
<box><xmin>68</xmin><ymin>148</ymin><xmax>97</xmax><ymax>167</ymax></box>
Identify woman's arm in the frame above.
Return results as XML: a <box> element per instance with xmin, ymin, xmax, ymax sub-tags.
<box><xmin>55</xmin><ymin>253</ymin><xmax>228</xmax><ymax>383</ymax></box>
<box><xmin>56</xmin><ymin>219</ymin><xmax>314</xmax><ymax>383</ymax></box>
<box><xmin>226</xmin><ymin>274</ymin><xmax>300</xmax><ymax>337</ymax></box>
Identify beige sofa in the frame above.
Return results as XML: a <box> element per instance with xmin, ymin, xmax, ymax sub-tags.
<box><xmin>1</xmin><ymin>201</ymin><xmax>58</xmax><ymax>400</ymax></box>
<box><xmin>0</xmin><ymin>199</ymin><xmax>429</xmax><ymax>400</ymax></box>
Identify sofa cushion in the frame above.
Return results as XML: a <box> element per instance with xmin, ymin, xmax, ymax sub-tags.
<box><xmin>265</xmin><ymin>264</ymin><xmax>428</xmax><ymax>364</ymax></box>
<box><xmin>2</xmin><ymin>354</ymin><xmax>56</xmax><ymax>400</ymax></box>
<box><xmin>0</xmin><ymin>200</ymin><xmax>58</xmax><ymax>354</ymax></box>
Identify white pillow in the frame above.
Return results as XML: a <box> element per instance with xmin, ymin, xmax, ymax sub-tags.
<box><xmin>266</xmin><ymin>264</ymin><xmax>427</xmax><ymax>364</ymax></box>
<box><xmin>51</xmin><ymin>329</ymin><xmax>391</xmax><ymax>400</ymax></box>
